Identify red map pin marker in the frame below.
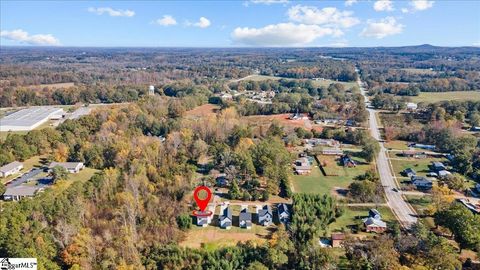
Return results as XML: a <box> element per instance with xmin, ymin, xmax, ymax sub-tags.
<box><xmin>193</xmin><ymin>186</ymin><xmax>212</xmax><ymax>212</ymax></box>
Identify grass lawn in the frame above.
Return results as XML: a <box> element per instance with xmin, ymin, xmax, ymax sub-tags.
<box><xmin>384</xmin><ymin>140</ymin><xmax>409</xmax><ymax>150</ymax></box>
<box><xmin>180</xmin><ymin>204</ymin><xmax>274</xmax><ymax>250</ymax></box>
<box><xmin>326</xmin><ymin>206</ymin><xmax>395</xmax><ymax>234</ymax></box>
<box><xmin>67</xmin><ymin>167</ymin><xmax>99</xmax><ymax>183</ymax></box>
<box><xmin>411</xmin><ymin>91</ymin><xmax>480</xmax><ymax>103</ymax></box>
<box><xmin>390</xmin><ymin>156</ymin><xmax>446</xmax><ymax>179</ymax></box>
<box><xmin>292</xmin><ymin>154</ymin><xmax>372</xmax><ymax>195</ymax></box>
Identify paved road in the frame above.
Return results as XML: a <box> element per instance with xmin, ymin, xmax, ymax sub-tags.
<box><xmin>357</xmin><ymin>73</ymin><xmax>418</xmax><ymax>228</ymax></box>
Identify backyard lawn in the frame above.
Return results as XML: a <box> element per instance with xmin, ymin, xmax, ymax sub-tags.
<box><xmin>292</xmin><ymin>154</ymin><xmax>372</xmax><ymax>195</ymax></box>
<box><xmin>180</xmin><ymin>204</ymin><xmax>275</xmax><ymax>250</ymax></box>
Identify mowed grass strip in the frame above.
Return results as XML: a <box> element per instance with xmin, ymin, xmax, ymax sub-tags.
<box><xmin>411</xmin><ymin>91</ymin><xmax>480</xmax><ymax>103</ymax></box>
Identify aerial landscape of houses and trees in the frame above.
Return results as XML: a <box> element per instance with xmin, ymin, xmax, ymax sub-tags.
<box><xmin>0</xmin><ymin>0</ymin><xmax>479</xmax><ymax>269</ymax></box>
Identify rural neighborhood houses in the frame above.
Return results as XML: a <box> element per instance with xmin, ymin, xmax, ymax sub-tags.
<box><xmin>0</xmin><ymin>161</ymin><xmax>23</xmax><ymax>178</ymax></box>
<box><xmin>2</xmin><ymin>186</ymin><xmax>39</xmax><ymax>201</ymax></box>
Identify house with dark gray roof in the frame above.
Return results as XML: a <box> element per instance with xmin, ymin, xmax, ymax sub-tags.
<box><xmin>257</xmin><ymin>205</ymin><xmax>273</xmax><ymax>226</ymax></box>
<box><xmin>402</xmin><ymin>168</ymin><xmax>416</xmax><ymax>178</ymax></box>
<box><xmin>431</xmin><ymin>162</ymin><xmax>446</xmax><ymax>172</ymax></box>
<box><xmin>368</xmin><ymin>209</ymin><xmax>382</xmax><ymax>220</ymax></box>
<box><xmin>219</xmin><ymin>205</ymin><xmax>232</xmax><ymax>229</ymax></box>
<box><xmin>411</xmin><ymin>176</ymin><xmax>433</xmax><ymax>191</ymax></box>
<box><xmin>239</xmin><ymin>206</ymin><xmax>252</xmax><ymax>229</ymax></box>
<box><xmin>277</xmin><ymin>203</ymin><xmax>290</xmax><ymax>224</ymax></box>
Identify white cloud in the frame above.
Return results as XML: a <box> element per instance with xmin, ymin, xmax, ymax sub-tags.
<box><xmin>186</xmin><ymin>17</ymin><xmax>211</xmax><ymax>28</ymax></box>
<box><xmin>473</xmin><ymin>41</ymin><xmax>480</xmax><ymax>47</ymax></box>
<box><xmin>88</xmin><ymin>7</ymin><xmax>135</xmax><ymax>17</ymax></box>
<box><xmin>360</xmin><ymin>17</ymin><xmax>404</xmax><ymax>39</ymax></box>
<box><xmin>0</xmin><ymin>29</ymin><xmax>60</xmax><ymax>45</ymax></box>
<box><xmin>410</xmin><ymin>0</ymin><xmax>434</xmax><ymax>11</ymax></box>
<box><xmin>287</xmin><ymin>5</ymin><xmax>360</xmax><ymax>28</ymax></box>
<box><xmin>231</xmin><ymin>23</ymin><xmax>342</xmax><ymax>46</ymax></box>
<box><xmin>345</xmin><ymin>0</ymin><xmax>358</xmax><ymax>7</ymax></box>
<box><xmin>155</xmin><ymin>15</ymin><xmax>177</xmax><ymax>26</ymax></box>
<box><xmin>402</xmin><ymin>1</ymin><xmax>434</xmax><ymax>13</ymax></box>
<box><xmin>374</xmin><ymin>0</ymin><xmax>394</xmax><ymax>11</ymax></box>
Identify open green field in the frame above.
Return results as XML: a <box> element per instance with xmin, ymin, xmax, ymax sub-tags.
<box><xmin>292</xmin><ymin>154</ymin><xmax>372</xmax><ymax>195</ymax></box>
<box><xmin>411</xmin><ymin>91</ymin><xmax>480</xmax><ymax>103</ymax></box>
<box><xmin>327</xmin><ymin>206</ymin><xmax>395</xmax><ymax>234</ymax></box>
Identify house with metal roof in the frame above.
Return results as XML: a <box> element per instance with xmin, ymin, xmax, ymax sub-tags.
<box><xmin>363</xmin><ymin>208</ymin><xmax>387</xmax><ymax>233</ymax></box>
<box><xmin>363</xmin><ymin>217</ymin><xmax>387</xmax><ymax>233</ymax></box>
<box><xmin>0</xmin><ymin>161</ymin><xmax>23</xmax><ymax>178</ymax></box>
<box><xmin>257</xmin><ymin>205</ymin><xmax>273</xmax><ymax>226</ymax></box>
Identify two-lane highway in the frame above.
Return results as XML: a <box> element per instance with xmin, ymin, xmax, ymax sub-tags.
<box><xmin>357</xmin><ymin>73</ymin><xmax>418</xmax><ymax>228</ymax></box>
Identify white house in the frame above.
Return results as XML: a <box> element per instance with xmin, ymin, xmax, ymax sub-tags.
<box><xmin>257</xmin><ymin>205</ymin><xmax>273</xmax><ymax>226</ymax></box>
<box><xmin>406</xmin><ymin>102</ymin><xmax>418</xmax><ymax>111</ymax></box>
<box><xmin>49</xmin><ymin>162</ymin><xmax>84</xmax><ymax>173</ymax></box>
<box><xmin>0</xmin><ymin>161</ymin><xmax>23</xmax><ymax>178</ymax></box>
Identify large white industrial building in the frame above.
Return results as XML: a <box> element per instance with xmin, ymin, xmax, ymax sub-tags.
<box><xmin>0</xmin><ymin>107</ymin><xmax>65</xmax><ymax>132</ymax></box>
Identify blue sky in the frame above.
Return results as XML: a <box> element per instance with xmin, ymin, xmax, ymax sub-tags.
<box><xmin>1</xmin><ymin>0</ymin><xmax>479</xmax><ymax>47</ymax></box>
